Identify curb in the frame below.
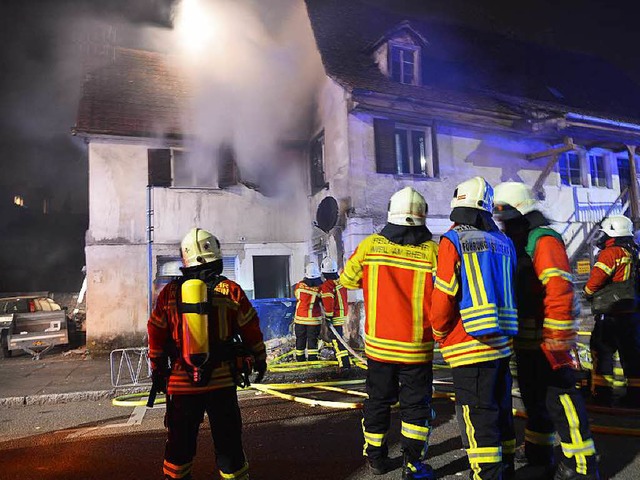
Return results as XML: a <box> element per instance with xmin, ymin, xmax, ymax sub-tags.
<box><xmin>0</xmin><ymin>386</ymin><xmax>150</xmax><ymax>408</ymax></box>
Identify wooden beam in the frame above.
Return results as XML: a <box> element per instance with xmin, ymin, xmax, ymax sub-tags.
<box><xmin>626</xmin><ymin>145</ymin><xmax>640</xmax><ymax>228</ymax></box>
<box><xmin>526</xmin><ymin>137</ymin><xmax>575</xmax><ymax>161</ymax></box>
<box><xmin>532</xmin><ymin>153</ymin><xmax>559</xmax><ymax>194</ymax></box>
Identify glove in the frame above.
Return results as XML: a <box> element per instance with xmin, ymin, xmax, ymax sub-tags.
<box><xmin>253</xmin><ymin>359</ymin><xmax>267</xmax><ymax>384</ymax></box>
<box><xmin>150</xmin><ymin>357</ymin><xmax>170</xmax><ymax>394</ymax></box>
<box><xmin>542</xmin><ymin>335</ymin><xmax>576</xmax><ymax>352</ymax></box>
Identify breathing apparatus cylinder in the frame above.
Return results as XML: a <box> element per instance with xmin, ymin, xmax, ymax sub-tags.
<box><xmin>181</xmin><ymin>279</ymin><xmax>210</xmax><ymax>384</ymax></box>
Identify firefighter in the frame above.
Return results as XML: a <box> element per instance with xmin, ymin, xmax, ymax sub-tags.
<box><xmin>494</xmin><ymin>181</ymin><xmax>599</xmax><ymax>480</ymax></box>
<box><xmin>340</xmin><ymin>186</ymin><xmax>438</xmax><ymax>480</ymax></box>
<box><xmin>148</xmin><ymin>227</ymin><xmax>267</xmax><ymax>480</ymax></box>
<box><xmin>584</xmin><ymin>214</ymin><xmax>640</xmax><ymax>408</ymax></box>
<box><xmin>431</xmin><ymin>177</ymin><xmax>517</xmax><ymax>480</ymax></box>
<box><xmin>320</xmin><ymin>257</ymin><xmax>351</xmax><ymax>369</ymax></box>
<box><xmin>293</xmin><ymin>263</ymin><xmax>323</xmax><ymax>362</ymax></box>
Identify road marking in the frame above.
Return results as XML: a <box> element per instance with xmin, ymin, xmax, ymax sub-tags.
<box><xmin>65</xmin><ymin>406</ymin><xmax>149</xmax><ymax>438</ymax></box>
<box><xmin>126</xmin><ymin>406</ymin><xmax>147</xmax><ymax>426</ymax></box>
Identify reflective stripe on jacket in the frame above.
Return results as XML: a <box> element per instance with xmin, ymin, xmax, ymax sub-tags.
<box><xmin>584</xmin><ymin>239</ymin><xmax>634</xmax><ymax>296</ymax></box>
<box><xmin>320</xmin><ymin>278</ymin><xmax>349</xmax><ymax>325</ymax></box>
<box><xmin>147</xmin><ymin>278</ymin><xmax>266</xmax><ymax>395</ymax></box>
<box><xmin>516</xmin><ymin>228</ymin><xmax>576</xmax><ymax>350</ymax></box>
<box><xmin>340</xmin><ymin>234</ymin><xmax>438</xmax><ymax>364</ymax></box>
<box><xmin>442</xmin><ymin>225</ymin><xmax>518</xmax><ymax>337</ymax></box>
<box><xmin>294</xmin><ymin>282</ymin><xmax>323</xmax><ymax>325</ymax></box>
<box><xmin>431</xmin><ymin>228</ymin><xmax>515</xmax><ymax>368</ymax></box>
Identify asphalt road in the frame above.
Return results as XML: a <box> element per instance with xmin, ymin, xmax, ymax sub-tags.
<box><xmin>2</xmin><ymin>387</ymin><xmax>640</xmax><ymax>480</ymax></box>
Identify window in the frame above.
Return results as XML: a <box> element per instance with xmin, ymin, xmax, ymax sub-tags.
<box><xmin>147</xmin><ymin>146</ymin><xmax>238</xmax><ymax>188</ymax></box>
<box><xmin>390</xmin><ymin>43</ymin><xmax>419</xmax><ymax>85</ymax></box>
<box><xmin>617</xmin><ymin>157</ymin><xmax>631</xmax><ymax>189</ymax></box>
<box><xmin>589</xmin><ymin>154</ymin><xmax>607</xmax><ymax>187</ymax></box>
<box><xmin>558</xmin><ymin>152</ymin><xmax>582</xmax><ymax>186</ymax></box>
<box><xmin>310</xmin><ymin>133</ymin><xmax>327</xmax><ymax>194</ymax></box>
<box><xmin>253</xmin><ymin>256</ymin><xmax>290</xmax><ymax>299</ymax></box>
<box><xmin>374</xmin><ymin>119</ymin><xmax>437</xmax><ymax>177</ymax></box>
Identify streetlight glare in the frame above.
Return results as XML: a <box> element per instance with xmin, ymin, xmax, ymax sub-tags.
<box><xmin>174</xmin><ymin>0</ymin><xmax>217</xmax><ymax>56</ymax></box>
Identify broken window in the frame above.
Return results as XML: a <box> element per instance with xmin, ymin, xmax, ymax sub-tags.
<box><xmin>390</xmin><ymin>43</ymin><xmax>419</xmax><ymax>85</ymax></box>
<box><xmin>588</xmin><ymin>154</ymin><xmax>607</xmax><ymax>188</ymax></box>
<box><xmin>559</xmin><ymin>152</ymin><xmax>582</xmax><ymax>186</ymax></box>
<box><xmin>374</xmin><ymin>119</ymin><xmax>437</xmax><ymax>177</ymax></box>
<box><xmin>147</xmin><ymin>147</ymin><xmax>238</xmax><ymax>189</ymax></box>
<box><xmin>310</xmin><ymin>132</ymin><xmax>327</xmax><ymax>194</ymax></box>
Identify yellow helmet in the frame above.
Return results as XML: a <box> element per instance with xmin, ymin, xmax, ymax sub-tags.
<box><xmin>387</xmin><ymin>187</ymin><xmax>427</xmax><ymax>226</ymax></box>
<box><xmin>180</xmin><ymin>228</ymin><xmax>223</xmax><ymax>268</ymax></box>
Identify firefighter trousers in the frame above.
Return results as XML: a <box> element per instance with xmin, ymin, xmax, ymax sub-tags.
<box><xmin>294</xmin><ymin>323</ymin><xmax>320</xmax><ymax>361</ymax></box>
<box><xmin>590</xmin><ymin>313</ymin><xmax>640</xmax><ymax>401</ymax></box>
<box><xmin>516</xmin><ymin>349</ymin><xmax>598</xmax><ymax>475</ymax></box>
<box><xmin>163</xmin><ymin>388</ymin><xmax>248</xmax><ymax>480</ymax></box>
<box><xmin>362</xmin><ymin>359</ymin><xmax>434</xmax><ymax>464</ymax></box>
<box><xmin>451</xmin><ymin>357</ymin><xmax>515</xmax><ymax>480</ymax></box>
<box><xmin>327</xmin><ymin>323</ymin><xmax>350</xmax><ymax>368</ymax></box>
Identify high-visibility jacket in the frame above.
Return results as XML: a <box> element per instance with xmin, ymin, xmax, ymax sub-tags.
<box><xmin>584</xmin><ymin>238</ymin><xmax>635</xmax><ymax>296</ymax></box>
<box><xmin>431</xmin><ymin>225</ymin><xmax>516</xmax><ymax>368</ymax></box>
<box><xmin>339</xmin><ymin>233</ymin><xmax>438</xmax><ymax>364</ymax></box>
<box><xmin>320</xmin><ymin>278</ymin><xmax>349</xmax><ymax>326</ymax></box>
<box><xmin>148</xmin><ymin>278</ymin><xmax>266</xmax><ymax>395</ymax></box>
<box><xmin>516</xmin><ymin>227</ymin><xmax>576</xmax><ymax>350</ymax></box>
<box><xmin>294</xmin><ymin>281</ymin><xmax>323</xmax><ymax>325</ymax></box>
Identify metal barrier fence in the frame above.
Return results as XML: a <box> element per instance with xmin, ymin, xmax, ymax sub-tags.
<box><xmin>110</xmin><ymin>347</ymin><xmax>151</xmax><ymax>387</ymax></box>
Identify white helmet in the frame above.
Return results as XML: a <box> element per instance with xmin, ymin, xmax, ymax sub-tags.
<box><xmin>493</xmin><ymin>181</ymin><xmax>537</xmax><ymax>220</ymax></box>
<box><xmin>180</xmin><ymin>227</ymin><xmax>223</xmax><ymax>268</ymax></box>
<box><xmin>321</xmin><ymin>257</ymin><xmax>338</xmax><ymax>274</ymax></box>
<box><xmin>305</xmin><ymin>262</ymin><xmax>321</xmax><ymax>279</ymax></box>
<box><xmin>387</xmin><ymin>187</ymin><xmax>427</xmax><ymax>226</ymax></box>
<box><xmin>451</xmin><ymin>176</ymin><xmax>494</xmax><ymax>213</ymax></box>
<box><xmin>600</xmin><ymin>215</ymin><xmax>633</xmax><ymax>238</ymax></box>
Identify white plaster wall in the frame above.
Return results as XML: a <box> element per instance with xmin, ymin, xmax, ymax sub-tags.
<box><xmin>85</xmin><ymin>244</ymin><xmax>148</xmax><ymax>349</ymax></box>
<box><xmin>88</xmin><ymin>142</ymin><xmax>148</xmax><ymax>243</ymax></box>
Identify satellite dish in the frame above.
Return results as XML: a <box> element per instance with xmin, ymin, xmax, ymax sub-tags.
<box><xmin>316</xmin><ymin>196</ymin><xmax>339</xmax><ymax>233</ymax></box>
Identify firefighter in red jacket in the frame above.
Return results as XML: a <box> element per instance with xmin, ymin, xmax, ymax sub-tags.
<box><xmin>293</xmin><ymin>263</ymin><xmax>323</xmax><ymax>362</ymax></box>
<box><xmin>431</xmin><ymin>177</ymin><xmax>517</xmax><ymax>480</ymax></box>
<box><xmin>148</xmin><ymin>227</ymin><xmax>266</xmax><ymax>480</ymax></box>
<box><xmin>320</xmin><ymin>257</ymin><xmax>350</xmax><ymax>369</ymax></box>
<box><xmin>584</xmin><ymin>214</ymin><xmax>640</xmax><ymax>408</ymax></box>
<box><xmin>494</xmin><ymin>182</ymin><xmax>599</xmax><ymax>480</ymax></box>
<box><xmin>340</xmin><ymin>187</ymin><xmax>438</xmax><ymax>480</ymax></box>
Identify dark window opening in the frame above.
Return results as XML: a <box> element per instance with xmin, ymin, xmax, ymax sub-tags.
<box><xmin>310</xmin><ymin>133</ymin><xmax>327</xmax><ymax>194</ymax></box>
<box><xmin>559</xmin><ymin>152</ymin><xmax>582</xmax><ymax>186</ymax></box>
<box><xmin>253</xmin><ymin>256</ymin><xmax>290</xmax><ymax>299</ymax></box>
<box><xmin>618</xmin><ymin>157</ymin><xmax>631</xmax><ymax>188</ymax></box>
<box><xmin>589</xmin><ymin>154</ymin><xmax>607</xmax><ymax>187</ymax></box>
<box><xmin>390</xmin><ymin>44</ymin><xmax>418</xmax><ymax>85</ymax></box>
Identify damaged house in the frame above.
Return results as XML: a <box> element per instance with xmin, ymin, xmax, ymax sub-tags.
<box><xmin>74</xmin><ymin>0</ymin><xmax>640</xmax><ymax>351</ymax></box>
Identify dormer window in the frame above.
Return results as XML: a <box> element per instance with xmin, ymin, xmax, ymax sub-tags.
<box><xmin>390</xmin><ymin>43</ymin><xmax>419</xmax><ymax>85</ymax></box>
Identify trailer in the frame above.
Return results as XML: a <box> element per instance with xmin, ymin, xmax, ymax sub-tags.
<box><xmin>3</xmin><ymin>311</ymin><xmax>70</xmax><ymax>360</ymax></box>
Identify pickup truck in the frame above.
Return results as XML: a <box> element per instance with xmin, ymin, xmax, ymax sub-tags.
<box><xmin>0</xmin><ymin>296</ymin><xmax>72</xmax><ymax>359</ymax></box>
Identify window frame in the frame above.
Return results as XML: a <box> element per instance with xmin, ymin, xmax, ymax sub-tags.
<box><xmin>558</xmin><ymin>152</ymin><xmax>583</xmax><ymax>187</ymax></box>
<box><xmin>388</xmin><ymin>41</ymin><xmax>420</xmax><ymax>86</ymax></box>
<box><xmin>309</xmin><ymin>131</ymin><xmax>328</xmax><ymax>194</ymax></box>
<box><xmin>393</xmin><ymin>123</ymin><xmax>434</xmax><ymax>177</ymax></box>
<box><xmin>588</xmin><ymin>153</ymin><xmax>608</xmax><ymax>188</ymax></box>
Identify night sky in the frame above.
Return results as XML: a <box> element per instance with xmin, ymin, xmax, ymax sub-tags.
<box><xmin>0</xmin><ymin>0</ymin><xmax>638</xmax><ymax>292</ymax></box>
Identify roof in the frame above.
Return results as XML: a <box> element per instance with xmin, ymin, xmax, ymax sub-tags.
<box><xmin>74</xmin><ymin>48</ymin><xmax>190</xmax><ymax>138</ymax></box>
<box><xmin>304</xmin><ymin>0</ymin><xmax>640</xmax><ymax>124</ymax></box>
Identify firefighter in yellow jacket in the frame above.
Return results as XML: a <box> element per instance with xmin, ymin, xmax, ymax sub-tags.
<box><xmin>320</xmin><ymin>257</ymin><xmax>350</xmax><ymax>369</ymax></box>
<box><xmin>340</xmin><ymin>187</ymin><xmax>438</xmax><ymax>480</ymax></box>
<box><xmin>148</xmin><ymin>228</ymin><xmax>267</xmax><ymax>480</ymax></box>
<box><xmin>293</xmin><ymin>263</ymin><xmax>324</xmax><ymax>361</ymax></box>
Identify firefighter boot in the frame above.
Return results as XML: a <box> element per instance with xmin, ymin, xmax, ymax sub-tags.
<box><xmin>554</xmin><ymin>462</ymin><xmax>600</xmax><ymax>480</ymax></box>
<box><xmin>402</xmin><ymin>453</ymin><xmax>435</xmax><ymax>480</ymax></box>
<box><xmin>367</xmin><ymin>456</ymin><xmax>392</xmax><ymax>475</ymax></box>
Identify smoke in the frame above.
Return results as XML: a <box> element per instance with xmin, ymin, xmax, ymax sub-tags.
<box><xmin>168</xmin><ymin>0</ymin><xmax>326</xmax><ymax>196</ymax></box>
